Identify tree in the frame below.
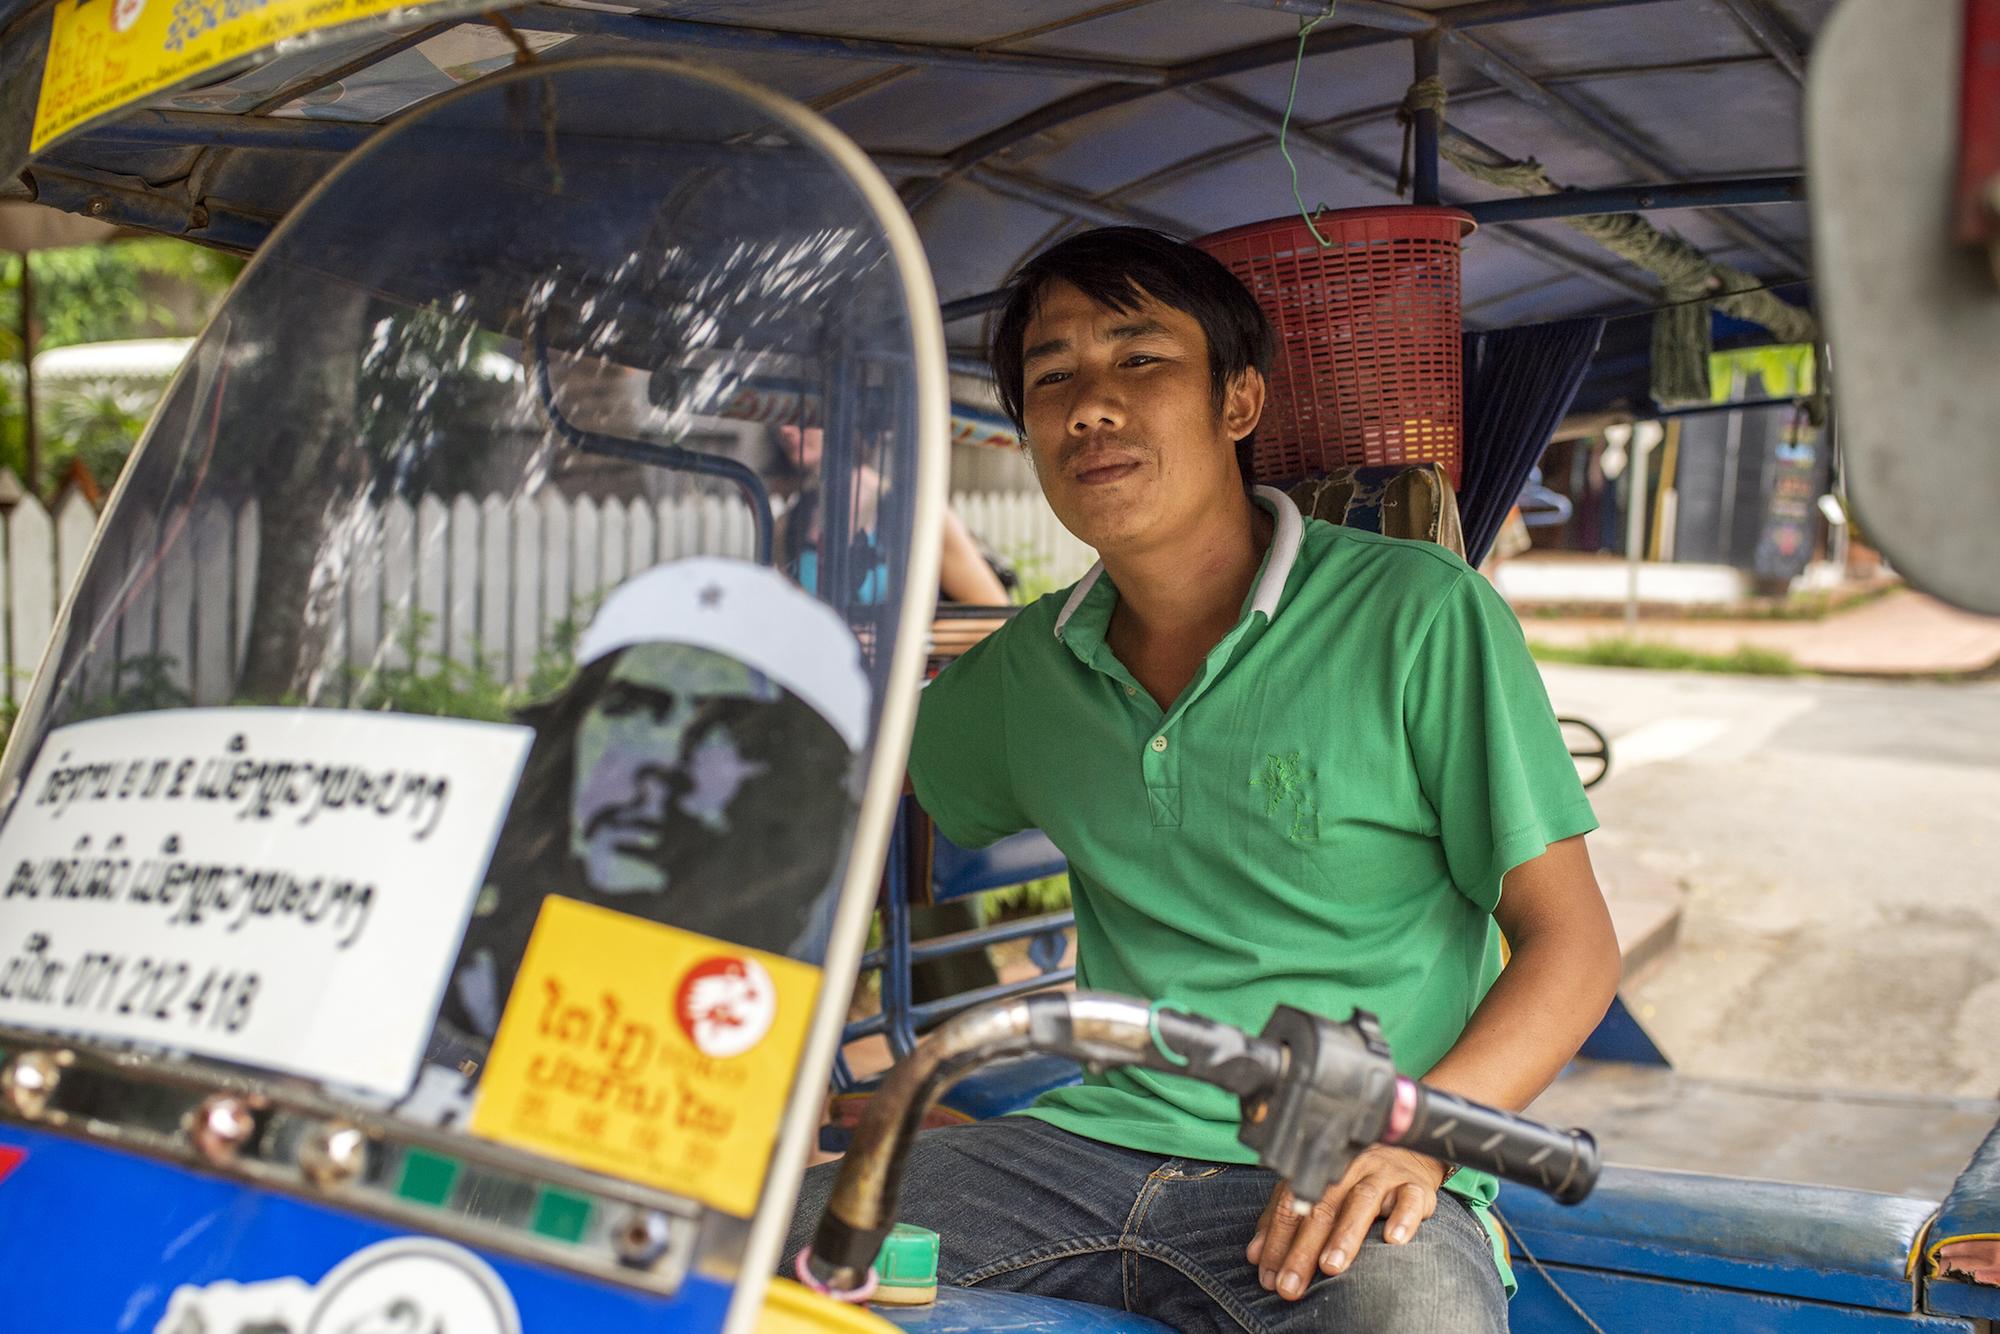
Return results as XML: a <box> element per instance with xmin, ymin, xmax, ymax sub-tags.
<box><xmin>0</xmin><ymin>238</ymin><xmax>240</xmax><ymax>495</ymax></box>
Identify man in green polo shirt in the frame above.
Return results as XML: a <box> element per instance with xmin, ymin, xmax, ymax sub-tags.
<box><xmin>785</xmin><ymin>227</ymin><xmax>1620</xmax><ymax>1331</ymax></box>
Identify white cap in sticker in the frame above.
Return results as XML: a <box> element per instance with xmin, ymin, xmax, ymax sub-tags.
<box><xmin>576</xmin><ymin>557</ymin><xmax>872</xmax><ymax>752</ymax></box>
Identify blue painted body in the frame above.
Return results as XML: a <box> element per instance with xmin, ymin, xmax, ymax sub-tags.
<box><xmin>1926</xmin><ymin>1279</ymin><xmax>2000</xmax><ymax>1323</ymax></box>
<box><xmin>931</xmin><ymin>827</ymin><xmax>1068</xmax><ymax>902</ymax></box>
<box><xmin>0</xmin><ymin>1123</ymin><xmax>732</xmax><ymax>1330</ymax></box>
<box><xmin>1922</xmin><ymin>1117</ymin><xmax>2000</xmax><ymax>1319</ymax></box>
<box><xmin>1498</xmin><ymin>1166</ymin><xmax>1934</xmax><ymax>1313</ymax></box>
<box><xmin>1513</xmin><ymin>1263</ymin><xmax>1976</xmax><ymax>1333</ymax></box>
<box><xmin>1572</xmin><ymin>995</ymin><xmax>1670</xmax><ymax>1066</ymax></box>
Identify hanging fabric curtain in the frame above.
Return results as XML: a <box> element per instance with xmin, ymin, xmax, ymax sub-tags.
<box><xmin>1459</xmin><ymin>315</ymin><xmax>1607</xmax><ymax>566</ymax></box>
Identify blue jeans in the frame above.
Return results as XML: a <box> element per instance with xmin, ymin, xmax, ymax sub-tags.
<box><xmin>784</xmin><ymin>1116</ymin><xmax>1507</xmax><ymax>1333</ymax></box>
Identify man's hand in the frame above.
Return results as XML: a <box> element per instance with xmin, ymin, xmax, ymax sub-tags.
<box><xmin>1244</xmin><ymin>1146</ymin><xmax>1447</xmax><ymax>1300</ymax></box>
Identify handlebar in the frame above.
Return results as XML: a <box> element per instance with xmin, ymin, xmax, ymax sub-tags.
<box><xmin>1383</xmin><ymin>1077</ymin><xmax>1598</xmax><ymax>1205</ymax></box>
<box><xmin>805</xmin><ymin>991</ymin><xmax>1598</xmax><ymax>1297</ymax></box>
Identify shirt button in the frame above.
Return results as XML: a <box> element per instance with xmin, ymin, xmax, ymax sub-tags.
<box><xmin>1150</xmin><ymin>735</ymin><xmax>1168</xmax><ymax>753</ymax></box>
<box><xmin>1125</xmin><ymin>686</ymin><xmax>1137</xmax><ymax>697</ymax></box>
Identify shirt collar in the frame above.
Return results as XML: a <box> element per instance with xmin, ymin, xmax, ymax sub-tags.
<box><xmin>1054</xmin><ymin>484</ymin><xmax>1304</xmax><ymax>641</ymax></box>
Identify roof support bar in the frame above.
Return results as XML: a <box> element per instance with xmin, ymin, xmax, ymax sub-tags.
<box><xmin>965</xmin><ymin>167</ymin><xmax>1185</xmax><ymax>233</ymax></box>
<box><xmin>1411</xmin><ymin>31</ymin><xmax>1443</xmax><ymax>205</ymax></box>
<box><xmin>942</xmin><ymin>291</ymin><xmax>1011</xmax><ymax>324</ymax></box>
<box><xmin>903</xmin><ymin>0</ymin><xmax>1680</xmax><ymax>212</ymax></box>
<box><xmin>1715</xmin><ymin>0</ymin><xmax>1807</xmax><ymax>84</ymax></box>
<box><xmin>506</xmin><ymin>5</ymin><xmax>1171</xmax><ymax>85</ymax></box>
<box><xmin>1445</xmin><ymin>30</ymin><xmax>1805</xmax><ymax>269</ymax></box>
<box><xmin>1179</xmin><ymin>84</ymin><xmax>1657</xmax><ymax>303</ymax></box>
<box><xmin>1462</xmin><ymin>175</ymin><xmax>1805</xmax><ymax>224</ymax></box>
<box><xmin>66</xmin><ymin>110</ymin><xmax>948</xmax><ymax>180</ymax></box>
<box><xmin>1212</xmin><ymin>0</ymin><xmax>1678</xmax><ymax>33</ymax></box>
<box><xmin>29</xmin><ymin>167</ymin><xmax>270</xmax><ymax>252</ymax></box>
<box><xmin>1217</xmin><ymin>0</ymin><xmax>1434</xmax><ymax>32</ymax></box>
<box><xmin>74</xmin><ymin>110</ymin><xmax>373</xmax><ymax>153</ymax></box>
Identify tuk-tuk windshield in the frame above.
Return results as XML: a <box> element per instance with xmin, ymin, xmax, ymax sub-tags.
<box><xmin>0</xmin><ymin>60</ymin><xmax>928</xmax><ymax>1219</ymax></box>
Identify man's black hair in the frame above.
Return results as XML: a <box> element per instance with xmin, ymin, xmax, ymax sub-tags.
<box><xmin>988</xmin><ymin>226</ymin><xmax>1275</xmax><ymax>486</ymax></box>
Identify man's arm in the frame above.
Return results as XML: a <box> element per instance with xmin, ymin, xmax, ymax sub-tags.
<box><xmin>1249</xmin><ymin>834</ymin><xmax>1619</xmax><ymax>1299</ymax></box>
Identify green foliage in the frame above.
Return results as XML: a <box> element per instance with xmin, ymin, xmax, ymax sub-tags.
<box><xmin>37</xmin><ymin>379</ymin><xmax>158</xmax><ymax>488</ymax></box>
<box><xmin>1517</xmin><ymin>581</ymin><xmax>1899</xmax><ymax>624</ymax></box>
<box><xmin>1528</xmin><ymin>637</ymin><xmax>1802</xmax><ymax>676</ymax></box>
<box><xmin>349</xmin><ymin>647</ymin><xmax>518</xmax><ymax>722</ymax></box>
<box><xmin>1004</xmin><ymin>547</ymin><xmax>1067</xmax><ymax>606</ymax></box>
<box><xmin>523</xmin><ymin>607</ymin><xmax>588</xmax><ymax>700</ymax></box>
<box><xmin>0</xmin><ymin>606</ymin><xmax>583</xmax><ymax>761</ymax></box>
<box><xmin>0</xmin><ymin>653</ymin><xmax>195</xmax><ymax>758</ymax></box>
<box><xmin>979</xmin><ymin>873</ymin><xmax>1073</xmax><ymax>922</ymax></box>
<box><xmin>347</xmin><ymin>611</ymin><xmax>585</xmax><ymax>720</ymax></box>
<box><xmin>70</xmin><ymin>654</ymin><xmax>196</xmax><ymax>718</ymax></box>
<box><xmin>354</xmin><ymin>308</ymin><xmax>516</xmax><ymax>499</ymax></box>
<box><xmin>0</xmin><ymin>239</ymin><xmax>240</xmax><ymax>493</ymax></box>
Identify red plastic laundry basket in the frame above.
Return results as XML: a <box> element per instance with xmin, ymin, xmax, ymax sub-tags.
<box><xmin>1195</xmin><ymin>206</ymin><xmax>1475</xmax><ymax>486</ymax></box>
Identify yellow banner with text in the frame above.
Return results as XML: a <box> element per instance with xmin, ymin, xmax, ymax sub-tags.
<box><xmin>32</xmin><ymin>0</ymin><xmax>461</xmax><ymax>153</ymax></box>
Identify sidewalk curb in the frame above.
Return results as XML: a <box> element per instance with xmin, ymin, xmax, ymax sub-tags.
<box><xmin>1592</xmin><ymin>842</ymin><xmax>1685</xmax><ymax>981</ymax></box>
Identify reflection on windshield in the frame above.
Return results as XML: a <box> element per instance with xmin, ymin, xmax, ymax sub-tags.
<box><xmin>0</xmin><ymin>63</ymin><xmax>921</xmax><ymax>1112</ymax></box>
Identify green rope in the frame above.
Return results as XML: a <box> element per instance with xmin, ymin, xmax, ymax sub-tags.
<box><xmin>1395</xmin><ymin>76</ymin><xmax>1449</xmax><ymax>197</ymax></box>
<box><xmin>1437</xmin><ymin>140</ymin><xmax>1818</xmax><ymax>403</ymax></box>
<box><xmin>1279</xmin><ymin>3</ymin><xmax>1338</xmax><ymax>246</ymax></box>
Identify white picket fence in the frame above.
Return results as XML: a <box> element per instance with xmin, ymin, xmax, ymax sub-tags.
<box><xmin>954</xmin><ymin>489</ymin><xmax>1097</xmax><ymax>597</ymax></box>
<box><xmin>0</xmin><ymin>488</ymin><xmax>1096</xmax><ymax>705</ymax></box>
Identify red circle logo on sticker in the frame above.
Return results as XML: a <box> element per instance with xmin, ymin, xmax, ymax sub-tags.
<box><xmin>675</xmin><ymin>956</ymin><xmax>776</xmax><ymax>1058</ymax></box>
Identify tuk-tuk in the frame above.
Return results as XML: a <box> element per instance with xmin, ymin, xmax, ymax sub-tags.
<box><xmin>0</xmin><ymin>0</ymin><xmax>1995</xmax><ymax>1330</ymax></box>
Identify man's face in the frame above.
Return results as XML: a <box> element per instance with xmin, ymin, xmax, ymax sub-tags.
<box><xmin>569</xmin><ymin>644</ymin><xmax>771</xmax><ymax>895</ymax></box>
<box><xmin>778</xmin><ymin>425</ymin><xmax>824</xmax><ymax>473</ymax></box>
<box><xmin>1017</xmin><ymin>279</ymin><xmax>1261</xmax><ymax>555</ymax></box>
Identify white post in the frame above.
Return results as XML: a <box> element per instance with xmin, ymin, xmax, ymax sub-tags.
<box><xmin>1622</xmin><ymin>421</ymin><xmax>1664</xmax><ymax>634</ymax></box>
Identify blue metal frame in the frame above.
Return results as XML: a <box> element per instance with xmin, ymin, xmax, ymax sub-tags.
<box><xmin>528</xmin><ymin>324</ymin><xmax>777</xmax><ymax>565</ymax></box>
<box><xmin>848</xmin><ymin>807</ymin><xmax>1077</xmax><ymax>1062</ymax></box>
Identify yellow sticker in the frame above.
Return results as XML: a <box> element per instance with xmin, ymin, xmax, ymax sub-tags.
<box><xmin>31</xmin><ymin>0</ymin><xmax>467</xmax><ymax>154</ymax></box>
<box><xmin>470</xmin><ymin>896</ymin><xmax>821</xmax><ymax>1218</ymax></box>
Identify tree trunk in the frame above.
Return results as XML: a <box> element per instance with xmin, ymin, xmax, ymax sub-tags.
<box><xmin>234</xmin><ymin>281</ymin><xmax>371</xmax><ymax>703</ymax></box>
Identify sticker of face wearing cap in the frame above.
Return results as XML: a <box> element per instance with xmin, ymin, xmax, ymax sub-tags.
<box><xmin>438</xmin><ymin>558</ymin><xmax>871</xmax><ymax>1044</ymax></box>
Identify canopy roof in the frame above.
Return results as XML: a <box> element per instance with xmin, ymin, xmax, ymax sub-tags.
<box><xmin>3</xmin><ymin>0</ymin><xmax>1828</xmax><ymax>383</ymax></box>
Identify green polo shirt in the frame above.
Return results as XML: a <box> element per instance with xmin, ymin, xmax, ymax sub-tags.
<box><xmin>909</xmin><ymin>486</ymin><xmax>1597</xmax><ymax>1287</ymax></box>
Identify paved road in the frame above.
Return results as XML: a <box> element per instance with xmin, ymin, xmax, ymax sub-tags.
<box><xmin>1539</xmin><ymin>663</ymin><xmax>2000</xmax><ymax>1100</ymax></box>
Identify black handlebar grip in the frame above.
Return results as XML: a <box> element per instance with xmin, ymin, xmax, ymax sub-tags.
<box><xmin>1382</xmin><ymin>1078</ymin><xmax>1599</xmax><ymax>1205</ymax></box>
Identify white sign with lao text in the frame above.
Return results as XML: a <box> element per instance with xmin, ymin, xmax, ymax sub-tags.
<box><xmin>0</xmin><ymin>709</ymin><xmax>532</xmax><ymax>1097</ymax></box>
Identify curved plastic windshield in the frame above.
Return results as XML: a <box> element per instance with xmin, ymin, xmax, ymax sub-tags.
<box><xmin>0</xmin><ymin>57</ymin><xmax>940</xmax><ymax>1284</ymax></box>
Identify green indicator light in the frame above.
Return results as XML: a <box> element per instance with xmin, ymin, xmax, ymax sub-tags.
<box><xmin>876</xmin><ymin>1223</ymin><xmax>940</xmax><ymax>1285</ymax></box>
<box><xmin>395</xmin><ymin>1148</ymin><xmax>461</xmax><ymax>1207</ymax></box>
<box><xmin>531</xmin><ymin>1187</ymin><xmax>593</xmax><ymax>1243</ymax></box>
<box><xmin>872</xmin><ymin>1223</ymin><xmax>940</xmax><ymax>1306</ymax></box>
